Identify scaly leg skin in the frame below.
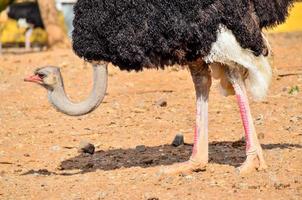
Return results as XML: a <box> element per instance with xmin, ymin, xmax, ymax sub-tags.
<box><xmin>229</xmin><ymin>71</ymin><xmax>267</xmax><ymax>175</ymax></box>
<box><xmin>160</xmin><ymin>62</ymin><xmax>211</xmax><ymax>175</ymax></box>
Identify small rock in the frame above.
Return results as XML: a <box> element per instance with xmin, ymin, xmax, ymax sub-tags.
<box><xmin>144</xmin><ymin>193</ymin><xmax>159</xmax><ymax>200</ymax></box>
<box><xmin>290</xmin><ymin>116</ymin><xmax>301</xmax><ymax>123</ymax></box>
<box><xmin>255</xmin><ymin>114</ymin><xmax>264</xmax><ymax>125</ymax></box>
<box><xmin>172</xmin><ymin>134</ymin><xmax>184</xmax><ymax>147</ymax></box>
<box><xmin>79</xmin><ymin>141</ymin><xmax>95</xmax><ymax>155</ymax></box>
<box><xmin>136</xmin><ymin>145</ymin><xmax>146</xmax><ymax>152</ymax></box>
<box><xmin>185</xmin><ymin>175</ymin><xmax>194</xmax><ymax>180</ymax></box>
<box><xmin>84</xmin><ymin>162</ymin><xmax>94</xmax><ymax>169</ymax></box>
<box><xmin>282</xmin><ymin>87</ymin><xmax>288</xmax><ymax>92</ymax></box>
<box><xmin>133</xmin><ymin>108</ymin><xmax>145</xmax><ymax>113</ymax></box>
<box><xmin>248</xmin><ymin>185</ymin><xmax>259</xmax><ymax>189</ymax></box>
<box><xmin>147</xmin><ymin>198</ymin><xmax>159</xmax><ymax>200</ymax></box>
<box><xmin>155</xmin><ymin>99</ymin><xmax>167</xmax><ymax>107</ymax></box>
<box><xmin>284</xmin><ymin>126</ymin><xmax>293</xmax><ymax>131</ymax></box>
<box><xmin>142</xmin><ymin>158</ymin><xmax>153</xmax><ymax>165</ymax></box>
<box><xmin>274</xmin><ymin>183</ymin><xmax>290</xmax><ymax>190</ymax></box>
<box><xmin>50</xmin><ymin>145</ymin><xmax>61</xmax><ymax>152</ymax></box>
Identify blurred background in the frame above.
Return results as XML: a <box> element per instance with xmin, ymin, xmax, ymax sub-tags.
<box><xmin>0</xmin><ymin>0</ymin><xmax>76</xmax><ymax>53</ymax></box>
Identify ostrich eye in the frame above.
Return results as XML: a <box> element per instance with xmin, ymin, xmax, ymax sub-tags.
<box><xmin>37</xmin><ymin>72</ymin><xmax>46</xmax><ymax>79</ymax></box>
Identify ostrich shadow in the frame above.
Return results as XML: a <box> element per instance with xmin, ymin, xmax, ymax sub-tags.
<box><xmin>53</xmin><ymin>140</ymin><xmax>302</xmax><ymax>175</ymax></box>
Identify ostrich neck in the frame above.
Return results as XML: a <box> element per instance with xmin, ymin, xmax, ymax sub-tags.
<box><xmin>48</xmin><ymin>64</ymin><xmax>108</xmax><ymax>116</ymax></box>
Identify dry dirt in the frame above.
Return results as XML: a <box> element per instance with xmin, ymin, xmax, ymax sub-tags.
<box><xmin>0</xmin><ymin>33</ymin><xmax>302</xmax><ymax>200</ymax></box>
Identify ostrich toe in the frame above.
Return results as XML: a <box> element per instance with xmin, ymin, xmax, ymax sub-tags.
<box><xmin>159</xmin><ymin>160</ymin><xmax>207</xmax><ymax>176</ymax></box>
<box><xmin>237</xmin><ymin>151</ymin><xmax>267</xmax><ymax>175</ymax></box>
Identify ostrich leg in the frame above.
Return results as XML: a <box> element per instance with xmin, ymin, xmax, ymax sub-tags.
<box><xmin>161</xmin><ymin>61</ymin><xmax>211</xmax><ymax>175</ymax></box>
<box><xmin>189</xmin><ymin>63</ymin><xmax>212</xmax><ymax>165</ymax></box>
<box><xmin>25</xmin><ymin>27</ymin><xmax>33</xmax><ymax>50</ymax></box>
<box><xmin>227</xmin><ymin>69</ymin><xmax>267</xmax><ymax>174</ymax></box>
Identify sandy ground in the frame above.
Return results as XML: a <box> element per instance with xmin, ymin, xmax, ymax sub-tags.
<box><xmin>0</xmin><ymin>33</ymin><xmax>302</xmax><ymax>200</ymax></box>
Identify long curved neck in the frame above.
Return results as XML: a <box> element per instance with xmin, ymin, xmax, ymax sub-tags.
<box><xmin>48</xmin><ymin>63</ymin><xmax>108</xmax><ymax>116</ymax></box>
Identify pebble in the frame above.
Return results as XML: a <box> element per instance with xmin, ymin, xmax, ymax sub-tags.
<box><xmin>144</xmin><ymin>193</ymin><xmax>159</xmax><ymax>200</ymax></box>
<box><xmin>84</xmin><ymin>162</ymin><xmax>94</xmax><ymax>169</ymax></box>
<box><xmin>79</xmin><ymin>141</ymin><xmax>95</xmax><ymax>155</ymax></box>
<box><xmin>290</xmin><ymin>116</ymin><xmax>301</xmax><ymax>123</ymax></box>
<box><xmin>172</xmin><ymin>134</ymin><xmax>184</xmax><ymax>147</ymax></box>
<box><xmin>147</xmin><ymin>198</ymin><xmax>159</xmax><ymax>200</ymax></box>
<box><xmin>255</xmin><ymin>114</ymin><xmax>264</xmax><ymax>125</ymax></box>
<box><xmin>50</xmin><ymin>145</ymin><xmax>61</xmax><ymax>152</ymax></box>
<box><xmin>274</xmin><ymin>183</ymin><xmax>290</xmax><ymax>190</ymax></box>
<box><xmin>185</xmin><ymin>175</ymin><xmax>194</xmax><ymax>180</ymax></box>
<box><xmin>155</xmin><ymin>99</ymin><xmax>167</xmax><ymax>107</ymax></box>
<box><xmin>142</xmin><ymin>158</ymin><xmax>153</xmax><ymax>165</ymax></box>
<box><xmin>248</xmin><ymin>185</ymin><xmax>260</xmax><ymax>189</ymax></box>
<box><xmin>133</xmin><ymin>108</ymin><xmax>145</xmax><ymax>113</ymax></box>
<box><xmin>136</xmin><ymin>145</ymin><xmax>146</xmax><ymax>152</ymax></box>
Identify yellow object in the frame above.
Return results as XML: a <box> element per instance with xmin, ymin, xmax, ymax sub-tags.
<box><xmin>0</xmin><ymin>18</ymin><xmax>47</xmax><ymax>44</ymax></box>
<box><xmin>0</xmin><ymin>19</ymin><xmax>25</xmax><ymax>43</ymax></box>
<box><xmin>267</xmin><ymin>2</ymin><xmax>302</xmax><ymax>33</ymax></box>
<box><xmin>30</xmin><ymin>27</ymin><xmax>48</xmax><ymax>44</ymax></box>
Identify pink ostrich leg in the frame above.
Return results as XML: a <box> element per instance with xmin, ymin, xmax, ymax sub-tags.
<box><xmin>229</xmin><ymin>73</ymin><xmax>267</xmax><ymax>174</ymax></box>
<box><xmin>233</xmin><ymin>82</ymin><xmax>254</xmax><ymax>153</ymax></box>
<box><xmin>160</xmin><ymin>62</ymin><xmax>211</xmax><ymax>175</ymax></box>
<box><xmin>189</xmin><ymin>64</ymin><xmax>211</xmax><ymax>164</ymax></box>
<box><xmin>25</xmin><ymin>27</ymin><xmax>33</xmax><ymax>50</ymax></box>
<box><xmin>190</xmin><ymin>87</ymin><xmax>209</xmax><ymax>163</ymax></box>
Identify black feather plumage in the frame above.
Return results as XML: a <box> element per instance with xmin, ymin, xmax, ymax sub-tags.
<box><xmin>72</xmin><ymin>0</ymin><xmax>294</xmax><ymax>71</ymax></box>
<box><xmin>8</xmin><ymin>2</ymin><xmax>44</xmax><ymax>28</ymax></box>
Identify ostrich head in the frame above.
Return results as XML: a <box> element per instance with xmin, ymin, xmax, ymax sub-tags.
<box><xmin>24</xmin><ymin>63</ymin><xmax>108</xmax><ymax>116</ymax></box>
<box><xmin>24</xmin><ymin>66</ymin><xmax>62</xmax><ymax>90</ymax></box>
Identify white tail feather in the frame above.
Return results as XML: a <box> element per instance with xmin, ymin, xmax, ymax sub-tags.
<box><xmin>205</xmin><ymin>25</ymin><xmax>272</xmax><ymax>100</ymax></box>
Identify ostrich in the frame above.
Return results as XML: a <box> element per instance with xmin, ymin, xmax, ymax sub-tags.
<box><xmin>25</xmin><ymin>0</ymin><xmax>294</xmax><ymax>174</ymax></box>
<box><xmin>7</xmin><ymin>2</ymin><xmax>44</xmax><ymax>50</ymax></box>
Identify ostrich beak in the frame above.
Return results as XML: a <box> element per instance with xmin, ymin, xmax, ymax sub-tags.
<box><xmin>24</xmin><ymin>74</ymin><xmax>43</xmax><ymax>84</ymax></box>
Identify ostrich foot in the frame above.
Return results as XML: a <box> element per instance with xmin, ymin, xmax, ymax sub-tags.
<box><xmin>160</xmin><ymin>159</ymin><xmax>207</xmax><ymax>175</ymax></box>
<box><xmin>237</xmin><ymin>150</ymin><xmax>267</xmax><ymax>175</ymax></box>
